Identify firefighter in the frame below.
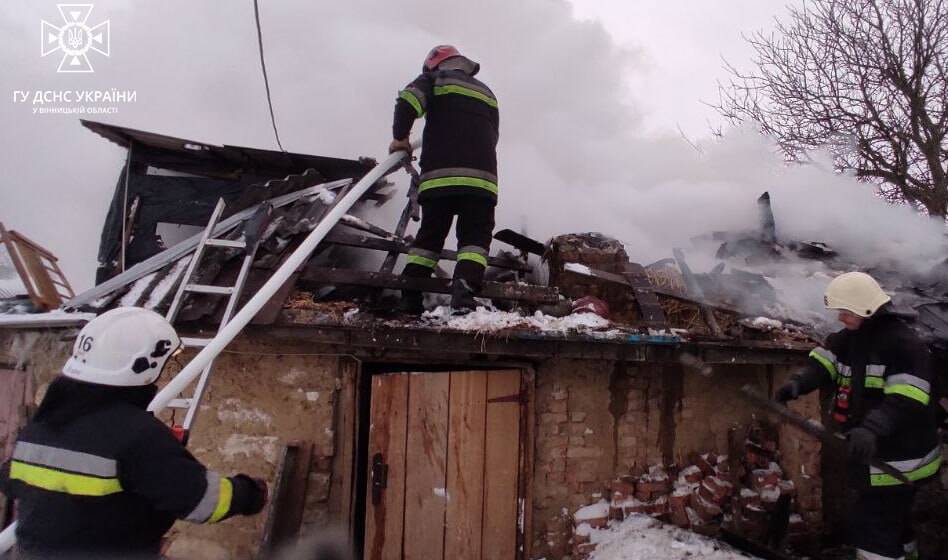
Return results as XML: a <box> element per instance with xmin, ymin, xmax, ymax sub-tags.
<box><xmin>0</xmin><ymin>307</ymin><xmax>267</xmax><ymax>559</ymax></box>
<box><xmin>776</xmin><ymin>272</ymin><xmax>941</xmax><ymax>560</ymax></box>
<box><xmin>390</xmin><ymin>44</ymin><xmax>499</xmax><ymax>314</ymax></box>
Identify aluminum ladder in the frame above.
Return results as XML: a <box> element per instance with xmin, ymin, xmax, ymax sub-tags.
<box><xmin>163</xmin><ymin>198</ymin><xmax>272</xmax><ymax>443</ymax></box>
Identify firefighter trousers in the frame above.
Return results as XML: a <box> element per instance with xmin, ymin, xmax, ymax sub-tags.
<box><xmin>401</xmin><ymin>196</ymin><xmax>495</xmax><ymax>309</ymax></box>
<box><xmin>851</xmin><ymin>484</ymin><xmax>917</xmax><ymax>559</ymax></box>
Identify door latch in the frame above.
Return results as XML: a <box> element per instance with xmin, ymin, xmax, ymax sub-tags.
<box><xmin>371</xmin><ymin>453</ymin><xmax>388</xmax><ymax>505</ymax></box>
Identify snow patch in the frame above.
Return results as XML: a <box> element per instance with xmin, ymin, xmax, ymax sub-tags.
<box><xmin>306</xmin><ymin>391</ymin><xmax>320</xmax><ymax>402</ymax></box>
<box><xmin>118</xmin><ymin>271</ymin><xmax>158</xmax><ymax>307</ymax></box>
<box><xmin>588</xmin><ymin>514</ymin><xmax>755</xmax><ymax>559</ymax></box>
<box><xmin>423</xmin><ymin>306</ymin><xmax>610</xmax><ymax>333</ymax></box>
<box><xmin>563</xmin><ymin>262</ymin><xmax>592</xmax><ymax>275</ymax></box>
<box><xmin>144</xmin><ymin>256</ymin><xmax>191</xmax><ymax>309</ymax></box>
<box><xmin>574</xmin><ymin>499</ymin><xmax>610</xmax><ymax>521</ymax></box>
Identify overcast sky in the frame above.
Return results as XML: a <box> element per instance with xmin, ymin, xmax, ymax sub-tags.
<box><xmin>2</xmin><ymin>0</ymin><xmax>942</xmax><ymax>308</ymax></box>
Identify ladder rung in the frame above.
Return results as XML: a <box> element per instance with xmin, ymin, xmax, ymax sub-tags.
<box><xmin>185</xmin><ymin>284</ymin><xmax>234</xmax><ymax>295</ymax></box>
<box><xmin>167</xmin><ymin>398</ymin><xmax>193</xmax><ymax>409</ymax></box>
<box><xmin>181</xmin><ymin>337</ymin><xmax>212</xmax><ymax>347</ymax></box>
<box><xmin>205</xmin><ymin>238</ymin><xmax>246</xmax><ymax>249</ymax></box>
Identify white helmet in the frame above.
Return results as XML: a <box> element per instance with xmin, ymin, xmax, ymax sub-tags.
<box><xmin>62</xmin><ymin>307</ymin><xmax>181</xmax><ymax>386</ymax></box>
<box><xmin>824</xmin><ymin>272</ymin><xmax>891</xmax><ymax>318</ymax></box>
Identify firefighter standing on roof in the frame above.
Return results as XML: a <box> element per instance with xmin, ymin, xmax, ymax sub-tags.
<box><xmin>390</xmin><ymin>45</ymin><xmax>500</xmax><ymax>314</ymax></box>
<box><xmin>0</xmin><ymin>307</ymin><xmax>267</xmax><ymax>559</ymax></box>
<box><xmin>776</xmin><ymin>272</ymin><xmax>941</xmax><ymax>560</ymax></box>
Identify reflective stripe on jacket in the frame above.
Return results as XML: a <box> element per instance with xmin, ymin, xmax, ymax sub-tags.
<box><xmin>393</xmin><ymin>68</ymin><xmax>499</xmax><ymax>204</ymax></box>
<box><xmin>798</xmin><ymin>310</ymin><xmax>941</xmax><ymax>486</ymax></box>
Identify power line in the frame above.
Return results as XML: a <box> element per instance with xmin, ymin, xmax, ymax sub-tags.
<box><xmin>252</xmin><ymin>0</ymin><xmax>285</xmax><ymax>152</ymax></box>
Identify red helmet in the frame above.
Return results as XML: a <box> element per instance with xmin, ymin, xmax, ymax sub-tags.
<box><xmin>423</xmin><ymin>45</ymin><xmax>461</xmax><ymax>71</ymax></box>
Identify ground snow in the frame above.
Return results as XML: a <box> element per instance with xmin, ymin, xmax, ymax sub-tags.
<box><xmin>423</xmin><ymin>306</ymin><xmax>610</xmax><ymax>333</ymax></box>
<box><xmin>574</xmin><ymin>499</ymin><xmax>610</xmax><ymax>521</ymax></box>
<box><xmin>588</xmin><ymin>514</ymin><xmax>756</xmax><ymax>560</ymax></box>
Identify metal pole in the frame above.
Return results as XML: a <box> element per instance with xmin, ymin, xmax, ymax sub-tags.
<box><xmin>120</xmin><ymin>141</ymin><xmax>134</xmax><ymax>272</ymax></box>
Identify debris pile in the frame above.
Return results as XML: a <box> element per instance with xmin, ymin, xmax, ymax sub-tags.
<box><xmin>569</xmin><ymin>423</ymin><xmax>811</xmax><ymax>559</ymax></box>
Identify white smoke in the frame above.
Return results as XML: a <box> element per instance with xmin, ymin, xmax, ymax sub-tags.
<box><xmin>1</xmin><ymin>0</ymin><xmax>943</xmax><ymax>333</ymax></box>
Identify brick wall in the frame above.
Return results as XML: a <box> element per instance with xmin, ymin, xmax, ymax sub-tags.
<box><xmin>530</xmin><ymin>358</ymin><xmax>821</xmax><ymax>559</ymax></box>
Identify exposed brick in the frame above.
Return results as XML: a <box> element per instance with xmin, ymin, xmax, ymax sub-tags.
<box><xmin>547</xmin><ymin>400</ymin><xmax>568</xmax><ymax>413</ymax></box>
<box><xmin>566</xmin><ymin>447</ymin><xmax>603</xmax><ymax>459</ymax></box>
<box><xmin>568</xmin><ymin>436</ymin><xmax>586</xmax><ymax>447</ymax></box>
<box><xmin>690</xmin><ymin>491</ymin><xmax>722</xmax><ymax>521</ymax></box>
<box><xmin>540</xmin><ymin>412</ymin><xmax>569</xmax><ymax>424</ymax></box>
<box><xmin>571</xmin><ymin>412</ymin><xmax>588</xmax><ymax>422</ymax></box>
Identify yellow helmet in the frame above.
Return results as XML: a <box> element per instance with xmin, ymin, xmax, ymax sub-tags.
<box><xmin>824</xmin><ymin>272</ymin><xmax>891</xmax><ymax>318</ymax></box>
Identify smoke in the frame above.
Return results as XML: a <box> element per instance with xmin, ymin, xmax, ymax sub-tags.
<box><xmin>1</xmin><ymin>0</ymin><xmax>944</xmax><ymax>332</ymax></box>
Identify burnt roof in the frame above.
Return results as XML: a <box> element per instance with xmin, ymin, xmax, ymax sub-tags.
<box><xmin>81</xmin><ymin>119</ymin><xmax>372</xmax><ymax>181</ymax></box>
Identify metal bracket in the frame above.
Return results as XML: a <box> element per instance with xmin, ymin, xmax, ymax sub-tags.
<box><xmin>371</xmin><ymin>453</ymin><xmax>389</xmax><ymax>505</ymax></box>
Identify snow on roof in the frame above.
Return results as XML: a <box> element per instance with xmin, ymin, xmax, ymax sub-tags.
<box><xmin>588</xmin><ymin>514</ymin><xmax>756</xmax><ymax>559</ymax></box>
<box><xmin>423</xmin><ymin>306</ymin><xmax>611</xmax><ymax>334</ymax></box>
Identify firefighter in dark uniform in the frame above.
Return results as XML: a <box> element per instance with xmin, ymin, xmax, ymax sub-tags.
<box><xmin>390</xmin><ymin>44</ymin><xmax>499</xmax><ymax>314</ymax></box>
<box><xmin>0</xmin><ymin>307</ymin><xmax>267</xmax><ymax>559</ymax></box>
<box><xmin>777</xmin><ymin>272</ymin><xmax>941</xmax><ymax>560</ymax></box>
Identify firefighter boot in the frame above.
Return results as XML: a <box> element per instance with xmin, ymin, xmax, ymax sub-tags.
<box><xmin>450</xmin><ymin>279</ymin><xmax>477</xmax><ymax>315</ymax></box>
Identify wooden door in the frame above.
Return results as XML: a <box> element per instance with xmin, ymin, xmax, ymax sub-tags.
<box><xmin>364</xmin><ymin>370</ymin><xmax>522</xmax><ymax>560</ymax></box>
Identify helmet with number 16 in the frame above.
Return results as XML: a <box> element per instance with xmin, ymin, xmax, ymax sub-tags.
<box><xmin>62</xmin><ymin>307</ymin><xmax>181</xmax><ymax>387</ymax></box>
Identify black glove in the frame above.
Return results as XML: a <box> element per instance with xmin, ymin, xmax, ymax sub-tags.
<box><xmin>847</xmin><ymin>427</ymin><xmax>878</xmax><ymax>465</ymax></box>
<box><xmin>230</xmin><ymin>474</ymin><xmax>268</xmax><ymax>515</ymax></box>
<box><xmin>775</xmin><ymin>379</ymin><xmax>801</xmax><ymax>403</ymax></box>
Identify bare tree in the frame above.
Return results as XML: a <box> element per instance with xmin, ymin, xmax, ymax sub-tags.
<box><xmin>717</xmin><ymin>0</ymin><xmax>948</xmax><ymax>218</ymax></box>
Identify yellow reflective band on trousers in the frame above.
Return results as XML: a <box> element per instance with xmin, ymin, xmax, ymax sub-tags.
<box><xmin>399</xmin><ymin>90</ymin><xmax>425</xmax><ymax>117</ymax></box>
<box><xmin>208</xmin><ymin>477</ymin><xmax>234</xmax><ymax>523</ymax></box>
<box><xmin>407</xmin><ymin>254</ymin><xmax>438</xmax><ymax>268</ymax></box>
<box><xmin>457</xmin><ymin>252</ymin><xmax>487</xmax><ymax>267</ymax></box>
<box><xmin>870</xmin><ymin>454</ymin><xmax>942</xmax><ymax>487</ymax></box>
<box><xmin>418</xmin><ymin>176</ymin><xmax>498</xmax><ymax>195</ymax></box>
<box><xmin>433</xmin><ymin>84</ymin><xmax>498</xmax><ymax>108</ymax></box>
<box><xmin>9</xmin><ymin>460</ymin><xmax>123</xmax><ymax>496</ymax></box>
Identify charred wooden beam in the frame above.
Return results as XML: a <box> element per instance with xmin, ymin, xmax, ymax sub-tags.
<box><xmin>300</xmin><ymin>267</ymin><xmax>559</xmax><ymax>303</ymax></box>
<box><xmin>757</xmin><ymin>191</ymin><xmax>777</xmax><ymax>245</ymax></box>
<box><xmin>673</xmin><ymin>249</ymin><xmax>725</xmax><ymax>337</ymax></box>
<box><xmin>324</xmin><ymin>231</ymin><xmax>531</xmax><ymax>272</ymax></box>
<box><xmin>562</xmin><ymin>262</ymin><xmax>738</xmax><ymax>315</ymax></box>
<box><xmin>617</xmin><ymin>261</ymin><xmax>667</xmax><ymax>329</ymax></box>
<box><xmin>247</xmin><ymin>322</ymin><xmax>810</xmax><ymax>365</ymax></box>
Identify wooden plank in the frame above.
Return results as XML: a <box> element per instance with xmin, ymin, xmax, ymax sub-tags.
<box><xmin>365</xmin><ymin>374</ymin><xmax>409</xmax><ymax>560</ymax></box>
<box><xmin>328</xmin><ymin>357</ymin><xmax>358</xmax><ymax>530</ymax></box>
<box><xmin>519</xmin><ymin>368</ymin><xmax>536</xmax><ymax>560</ymax></box>
<box><xmin>482</xmin><ymin>370</ymin><xmax>522</xmax><ymax>559</ymax></box>
<box><xmin>300</xmin><ymin>267</ymin><xmax>559</xmax><ymax>304</ymax></box>
<box><xmin>444</xmin><ymin>372</ymin><xmax>487</xmax><ymax>560</ymax></box>
<box><xmin>257</xmin><ymin>442</ymin><xmax>313</xmax><ymax>557</ymax></box>
<box><xmin>403</xmin><ymin>373</ymin><xmax>449</xmax><ymax>560</ymax></box>
<box><xmin>618</xmin><ymin>261</ymin><xmax>667</xmax><ymax>329</ymax></box>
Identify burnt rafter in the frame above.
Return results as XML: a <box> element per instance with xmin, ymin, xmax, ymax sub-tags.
<box><xmin>300</xmin><ymin>267</ymin><xmax>560</xmax><ymax>304</ymax></box>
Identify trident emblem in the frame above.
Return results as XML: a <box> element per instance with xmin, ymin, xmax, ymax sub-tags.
<box><xmin>41</xmin><ymin>4</ymin><xmax>110</xmax><ymax>73</ymax></box>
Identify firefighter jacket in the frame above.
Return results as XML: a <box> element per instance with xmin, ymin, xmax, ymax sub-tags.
<box><xmin>794</xmin><ymin>307</ymin><xmax>941</xmax><ymax>487</ymax></box>
<box><xmin>1</xmin><ymin>380</ymin><xmax>264</xmax><ymax>558</ymax></box>
<box><xmin>393</xmin><ymin>67</ymin><xmax>499</xmax><ymax>205</ymax></box>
